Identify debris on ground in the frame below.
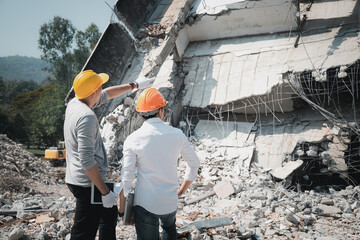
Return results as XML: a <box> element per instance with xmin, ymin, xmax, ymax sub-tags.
<box><xmin>2</xmin><ymin>133</ymin><xmax>360</xmax><ymax>239</ymax></box>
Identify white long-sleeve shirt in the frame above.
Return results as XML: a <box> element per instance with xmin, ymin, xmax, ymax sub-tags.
<box><xmin>122</xmin><ymin>118</ymin><xmax>200</xmax><ymax>215</ymax></box>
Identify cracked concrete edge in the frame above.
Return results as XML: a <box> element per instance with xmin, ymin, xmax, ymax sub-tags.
<box><xmin>140</xmin><ymin>0</ymin><xmax>196</xmax><ymax>77</ymax></box>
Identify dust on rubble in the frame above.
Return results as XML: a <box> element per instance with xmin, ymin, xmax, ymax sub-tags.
<box><xmin>31</xmin><ymin>166</ymin><xmax>72</xmax><ymax>198</ymax></box>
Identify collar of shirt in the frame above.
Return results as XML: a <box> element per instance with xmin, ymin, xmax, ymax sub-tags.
<box><xmin>143</xmin><ymin>117</ymin><xmax>163</xmax><ymax>126</ymax></box>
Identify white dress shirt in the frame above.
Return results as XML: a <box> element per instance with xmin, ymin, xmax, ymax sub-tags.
<box><xmin>122</xmin><ymin>118</ymin><xmax>200</xmax><ymax>215</ymax></box>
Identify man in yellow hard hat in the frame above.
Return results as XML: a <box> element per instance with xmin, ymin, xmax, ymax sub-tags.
<box><xmin>64</xmin><ymin>70</ymin><xmax>154</xmax><ymax>240</ymax></box>
<box><xmin>119</xmin><ymin>88</ymin><xmax>200</xmax><ymax>240</ymax></box>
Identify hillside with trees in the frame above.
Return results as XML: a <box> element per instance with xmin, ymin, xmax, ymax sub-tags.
<box><xmin>0</xmin><ymin>16</ymin><xmax>101</xmax><ymax>148</ymax></box>
<box><xmin>0</xmin><ymin>56</ymin><xmax>50</xmax><ymax>84</ymax></box>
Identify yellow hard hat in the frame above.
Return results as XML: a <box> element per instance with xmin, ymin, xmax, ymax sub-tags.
<box><xmin>73</xmin><ymin>70</ymin><xmax>109</xmax><ymax>99</ymax></box>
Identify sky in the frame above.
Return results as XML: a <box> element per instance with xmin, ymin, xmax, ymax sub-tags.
<box><xmin>0</xmin><ymin>0</ymin><xmax>117</xmax><ymax>58</ymax></box>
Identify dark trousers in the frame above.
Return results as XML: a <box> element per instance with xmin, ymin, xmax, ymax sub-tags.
<box><xmin>67</xmin><ymin>184</ymin><xmax>117</xmax><ymax>240</ymax></box>
<box><xmin>133</xmin><ymin>205</ymin><xmax>177</xmax><ymax>240</ymax></box>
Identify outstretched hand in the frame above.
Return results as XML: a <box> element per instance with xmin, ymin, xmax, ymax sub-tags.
<box><xmin>135</xmin><ymin>76</ymin><xmax>155</xmax><ymax>90</ymax></box>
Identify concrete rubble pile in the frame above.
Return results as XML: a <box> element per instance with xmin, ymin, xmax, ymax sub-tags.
<box><xmin>174</xmin><ymin>136</ymin><xmax>360</xmax><ymax>239</ymax></box>
<box><xmin>0</xmin><ymin>134</ymin><xmax>61</xmax><ymax>189</ymax></box>
<box><xmin>2</xmin><ymin>131</ymin><xmax>360</xmax><ymax>239</ymax></box>
<box><xmin>100</xmin><ymin>96</ymin><xmax>141</xmax><ymax>165</ymax></box>
<box><xmin>0</xmin><ymin>134</ymin><xmax>75</xmax><ymax>239</ymax></box>
<box><xmin>2</xmin><ymin>0</ymin><xmax>360</xmax><ymax>238</ymax></box>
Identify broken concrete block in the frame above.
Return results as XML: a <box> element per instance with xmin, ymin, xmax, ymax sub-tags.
<box><xmin>201</xmin><ymin>168</ymin><xmax>217</xmax><ymax>183</ymax></box>
<box><xmin>313</xmin><ymin>204</ymin><xmax>341</xmax><ymax>216</ymax></box>
<box><xmin>320</xmin><ymin>151</ymin><xmax>332</xmax><ymax>165</ymax></box>
<box><xmin>249</xmin><ymin>194</ymin><xmax>267</xmax><ymax>200</ymax></box>
<box><xmin>177</xmin><ymin>217</ymin><xmax>232</xmax><ymax>233</ymax></box>
<box><xmin>204</xmin><ymin>182</ymin><xmax>214</xmax><ymax>191</ymax></box>
<box><xmin>303</xmin><ymin>208</ymin><xmax>311</xmax><ymax>214</ymax></box>
<box><xmin>351</xmin><ymin>201</ymin><xmax>360</xmax><ymax>210</ymax></box>
<box><xmin>342</xmin><ymin>213</ymin><xmax>356</xmax><ymax>219</ymax></box>
<box><xmin>296</xmin><ymin>149</ymin><xmax>305</xmax><ymax>156</ymax></box>
<box><xmin>320</xmin><ymin>198</ymin><xmax>334</xmax><ymax>206</ymax></box>
<box><xmin>271</xmin><ymin>160</ymin><xmax>303</xmax><ymax>180</ymax></box>
<box><xmin>106</xmin><ymin>115</ymin><xmax>117</xmax><ymax>124</ymax></box>
<box><xmin>306</xmin><ymin>149</ymin><xmax>318</xmax><ymax>157</ymax></box>
<box><xmin>213</xmin><ymin>181</ymin><xmax>234</xmax><ymax>199</ymax></box>
<box><xmin>8</xmin><ymin>228</ymin><xmax>25</xmax><ymax>240</ymax></box>
<box><xmin>124</xmin><ymin>107</ymin><xmax>130</xmax><ymax>117</ymax></box>
<box><xmin>189</xmin><ymin>225</ymin><xmax>202</xmax><ymax>240</ymax></box>
<box><xmin>185</xmin><ymin>190</ymin><xmax>216</xmax><ymax>205</ymax></box>
<box><xmin>330</xmin><ymin>157</ymin><xmax>348</xmax><ymax>172</ymax></box>
<box><xmin>176</xmin><ymin>217</ymin><xmax>185</xmax><ymax>228</ymax></box>
<box><xmin>331</xmin><ymin>138</ymin><xmax>348</xmax><ymax>151</ymax></box>
<box><xmin>248</xmin><ymin>220</ymin><xmax>259</xmax><ymax>228</ymax></box>
<box><xmin>338</xmin><ymin>71</ymin><xmax>347</xmax><ymax>78</ymax></box>
<box><xmin>286</xmin><ymin>213</ymin><xmax>300</xmax><ymax>225</ymax></box>
<box><xmin>117</xmin><ymin>116</ymin><xmax>125</xmax><ymax>126</ymax></box>
<box><xmin>124</xmin><ymin>97</ymin><xmax>133</xmax><ymax>106</ymax></box>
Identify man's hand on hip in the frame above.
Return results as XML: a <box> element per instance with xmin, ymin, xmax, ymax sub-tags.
<box><xmin>102</xmin><ymin>191</ymin><xmax>118</xmax><ymax>208</ymax></box>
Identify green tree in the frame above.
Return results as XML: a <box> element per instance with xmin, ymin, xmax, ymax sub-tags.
<box><xmin>0</xmin><ymin>76</ymin><xmax>6</xmax><ymax>105</ymax></box>
<box><xmin>0</xmin><ymin>79</ymin><xmax>39</xmax><ymax>105</ymax></box>
<box><xmin>0</xmin><ymin>111</ymin><xmax>9</xmax><ymax>134</ymax></box>
<box><xmin>35</xmin><ymin>17</ymin><xmax>101</xmax><ymax>147</ymax></box>
<box><xmin>73</xmin><ymin>23</ymin><xmax>101</xmax><ymax>72</ymax></box>
<box><xmin>0</xmin><ymin>76</ymin><xmax>40</xmax><ymax>144</ymax></box>
<box><xmin>30</xmin><ymin>85</ymin><xmax>66</xmax><ymax>148</ymax></box>
<box><xmin>8</xmin><ymin>113</ymin><xmax>28</xmax><ymax>146</ymax></box>
<box><xmin>39</xmin><ymin>17</ymin><xmax>101</xmax><ymax>89</ymax></box>
<box><xmin>39</xmin><ymin>16</ymin><xmax>76</xmax><ymax>89</ymax></box>
<box><xmin>10</xmin><ymin>85</ymin><xmax>54</xmax><ymax>147</ymax></box>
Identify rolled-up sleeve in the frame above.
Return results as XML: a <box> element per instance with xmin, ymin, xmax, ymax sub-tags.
<box><xmin>180</xmin><ymin>134</ymin><xmax>200</xmax><ymax>181</ymax></box>
<box><xmin>121</xmin><ymin>137</ymin><xmax>137</xmax><ymax>197</ymax></box>
<box><xmin>77</xmin><ymin>115</ymin><xmax>97</xmax><ymax>170</ymax></box>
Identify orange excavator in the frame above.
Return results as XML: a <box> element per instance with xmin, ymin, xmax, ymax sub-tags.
<box><xmin>44</xmin><ymin>141</ymin><xmax>66</xmax><ymax>167</ymax></box>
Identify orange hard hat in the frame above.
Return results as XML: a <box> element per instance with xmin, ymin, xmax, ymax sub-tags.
<box><xmin>136</xmin><ymin>88</ymin><xmax>168</xmax><ymax>114</ymax></box>
<box><xmin>73</xmin><ymin>70</ymin><xmax>109</xmax><ymax>99</ymax></box>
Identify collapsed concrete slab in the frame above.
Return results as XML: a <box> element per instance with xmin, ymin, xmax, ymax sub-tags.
<box><xmin>272</xmin><ymin>160</ymin><xmax>303</xmax><ymax>180</ymax></box>
<box><xmin>181</xmin><ymin>26</ymin><xmax>360</xmax><ymax>111</ymax></box>
<box><xmin>75</xmin><ymin>0</ymin><xmax>360</xmax><ymax>189</ymax></box>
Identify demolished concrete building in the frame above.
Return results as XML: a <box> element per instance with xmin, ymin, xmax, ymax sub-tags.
<box><xmin>1</xmin><ymin>0</ymin><xmax>360</xmax><ymax>239</ymax></box>
<box><xmin>72</xmin><ymin>0</ymin><xmax>360</xmax><ymax>191</ymax></box>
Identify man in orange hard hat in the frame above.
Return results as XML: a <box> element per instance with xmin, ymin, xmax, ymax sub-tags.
<box><xmin>119</xmin><ymin>88</ymin><xmax>200</xmax><ymax>240</ymax></box>
<box><xmin>64</xmin><ymin>70</ymin><xmax>154</xmax><ymax>240</ymax></box>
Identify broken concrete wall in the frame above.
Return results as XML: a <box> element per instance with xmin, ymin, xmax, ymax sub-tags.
<box><xmin>177</xmin><ymin>0</ymin><xmax>360</xmax><ymax>113</ymax></box>
<box><xmin>301</xmin><ymin>0</ymin><xmax>359</xmax><ymax>32</ymax></box>
<box><xmin>83</xmin><ymin>23</ymin><xmax>135</xmax><ymax>77</ymax></box>
<box><xmin>80</xmin><ymin>23</ymin><xmax>136</xmax><ymax>119</ymax></box>
<box><xmin>186</xmin><ymin>0</ymin><xmax>297</xmax><ymax>41</ymax></box>
<box><xmin>114</xmin><ymin>0</ymin><xmax>161</xmax><ymax>38</ymax></box>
